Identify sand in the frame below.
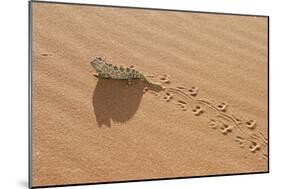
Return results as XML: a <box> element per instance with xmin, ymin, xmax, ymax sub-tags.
<box><xmin>31</xmin><ymin>2</ymin><xmax>268</xmax><ymax>187</ymax></box>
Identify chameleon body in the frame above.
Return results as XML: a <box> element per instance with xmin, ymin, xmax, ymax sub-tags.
<box><xmin>91</xmin><ymin>57</ymin><xmax>154</xmax><ymax>86</ymax></box>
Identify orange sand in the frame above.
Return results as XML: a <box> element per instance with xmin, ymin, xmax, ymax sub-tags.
<box><xmin>31</xmin><ymin>2</ymin><xmax>268</xmax><ymax>187</ymax></box>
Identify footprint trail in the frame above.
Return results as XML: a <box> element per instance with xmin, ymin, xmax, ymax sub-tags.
<box><xmin>144</xmin><ymin>74</ymin><xmax>268</xmax><ymax>161</ymax></box>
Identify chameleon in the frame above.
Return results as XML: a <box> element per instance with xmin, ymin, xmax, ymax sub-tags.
<box><xmin>90</xmin><ymin>57</ymin><xmax>158</xmax><ymax>87</ymax></box>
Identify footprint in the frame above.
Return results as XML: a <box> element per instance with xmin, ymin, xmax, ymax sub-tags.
<box><xmin>163</xmin><ymin>92</ymin><xmax>173</xmax><ymax>102</ymax></box>
<box><xmin>261</xmin><ymin>153</ymin><xmax>268</xmax><ymax>160</ymax></box>
<box><xmin>187</xmin><ymin>87</ymin><xmax>198</xmax><ymax>97</ymax></box>
<box><xmin>149</xmin><ymin>91</ymin><xmax>160</xmax><ymax>96</ymax></box>
<box><xmin>191</xmin><ymin>105</ymin><xmax>204</xmax><ymax>116</ymax></box>
<box><xmin>143</xmin><ymin>87</ymin><xmax>149</xmax><ymax>93</ymax></box>
<box><xmin>176</xmin><ymin>86</ymin><xmax>186</xmax><ymax>90</ymax></box>
<box><xmin>176</xmin><ymin>100</ymin><xmax>187</xmax><ymax>111</ymax></box>
<box><xmin>167</xmin><ymin>87</ymin><xmax>193</xmax><ymax>100</ymax></box>
<box><xmin>232</xmin><ymin>115</ymin><xmax>243</xmax><ymax>125</ymax></box>
<box><xmin>234</xmin><ymin>136</ymin><xmax>245</xmax><ymax>147</ymax></box>
<box><xmin>41</xmin><ymin>53</ymin><xmax>52</xmax><ymax>57</ymax></box>
<box><xmin>249</xmin><ymin>140</ymin><xmax>261</xmax><ymax>153</ymax></box>
<box><xmin>209</xmin><ymin>119</ymin><xmax>218</xmax><ymax>129</ymax></box>
<box><xmin>160</xmin><ymin>74</ymin><xmax>170</xmax><ymax>84</ymax></box>
<box><xmin>216</xmin><ymin>102</ymin><xmax>228</xmax><ymax>112</ymax></box>
<box><xmin>143</xmin><ymin>87</ymin><xmax>159</xmax><ymax>96</ymax></box>
<box><xmin>219</xmin><ymin>122</ymin><xmax>232</xmax><ymax>135</ymax></box>
<box><xmin>245</xmin><ymin>119</ymin><xmax>256</xmax><ymax>130</ymax></box>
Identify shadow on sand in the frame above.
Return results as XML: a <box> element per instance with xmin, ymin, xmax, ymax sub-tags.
<box><xmin>92</xmin><ymin>78</ymin><xmax>163</xmax><ymax>127</ymax></box>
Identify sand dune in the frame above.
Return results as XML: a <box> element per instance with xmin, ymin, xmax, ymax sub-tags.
<box><xmin>31</xmin><ymin>2</ymin><xmax>268</xmax><ymax>187</ymax></box>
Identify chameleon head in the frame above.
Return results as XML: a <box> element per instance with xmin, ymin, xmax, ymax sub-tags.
<box><xmin>90</xmin><ymin>57</ymin><xmax>106</xmax><ymax>72</ymax></box>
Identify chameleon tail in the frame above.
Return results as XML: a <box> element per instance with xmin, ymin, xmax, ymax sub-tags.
<box><xmin>141</xmin><ymin>74</ymin><xmax>165</xmax><ymax>89</ymax></box>
<box><xmin>140</xmin><ymin>74</ymin><xmax>151</xmax><ymax>84</ymax></box>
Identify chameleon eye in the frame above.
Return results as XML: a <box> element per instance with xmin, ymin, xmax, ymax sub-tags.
<box><xmin>96</xmin><ymin>57</ymin><xmax>103</xmax><ymax>62</ymax></box>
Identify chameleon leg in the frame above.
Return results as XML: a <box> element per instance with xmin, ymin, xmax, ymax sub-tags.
<box><xmin>93</xmin><ymin>73</ymin><xmax>99</xmax><ymax>78</ymax></box>
<box><xmin>127</xmin><ymin>79</ymin><xmax>132</xmax><ymax>87</ymax></box>
<box><xmin>98</xmin><ymin>73</ymin><xmax>110</xmax><ymax>79</ymax></box>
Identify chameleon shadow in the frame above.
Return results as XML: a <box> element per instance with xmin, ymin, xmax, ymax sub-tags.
<box><xmin>92</xmin><ymin>78</ymin><xmax>163</xmax><ymax>127</ymax></box>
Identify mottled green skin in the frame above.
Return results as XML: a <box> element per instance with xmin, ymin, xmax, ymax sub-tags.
<box><xmin>91</xmin><ymin>57</ymin><xmax>152</xmax><ymax>86</ymax></box>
